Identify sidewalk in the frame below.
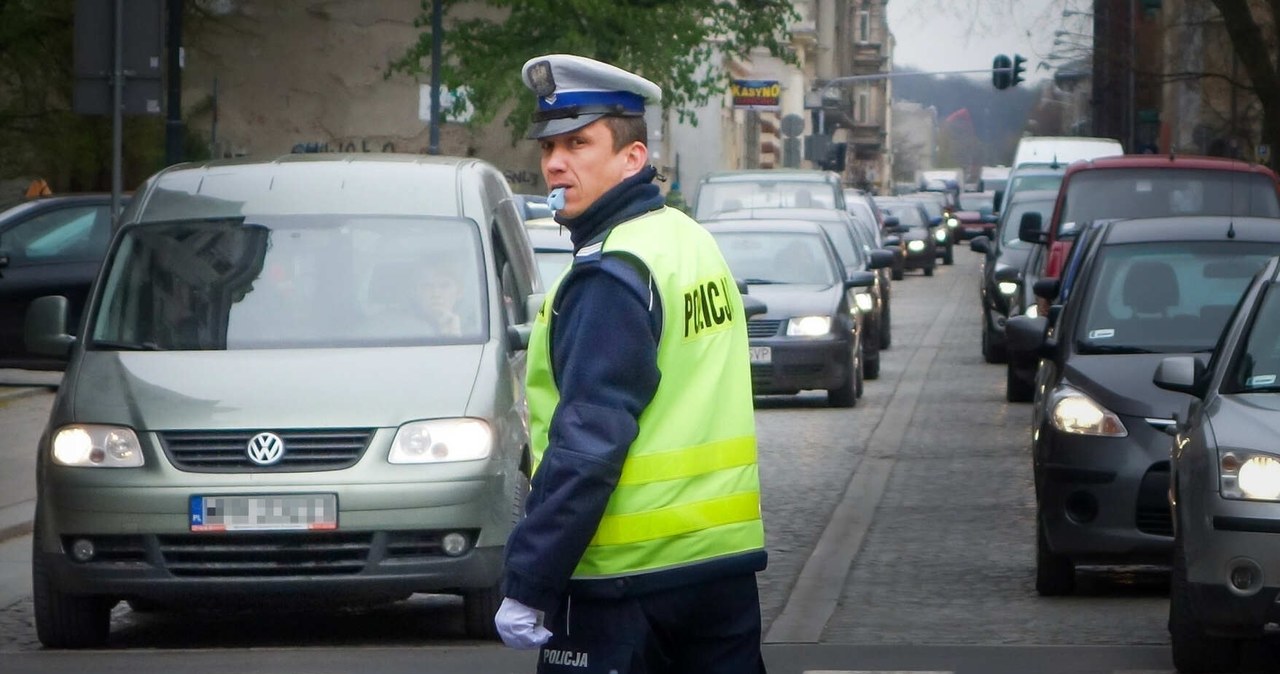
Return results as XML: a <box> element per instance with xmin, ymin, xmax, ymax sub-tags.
<box><xmin>0</xmin><ymin>370</ymin><xmax>60</xmax><ymax>543</ymax></box>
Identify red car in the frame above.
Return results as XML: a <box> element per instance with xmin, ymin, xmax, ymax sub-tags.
<box><xmin>1022</xmin><ymin>155</ymin><xmax>1280</xmax><ymax>280</ymax></box>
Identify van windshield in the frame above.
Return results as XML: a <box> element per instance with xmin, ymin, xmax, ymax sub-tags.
<box><xmin>90</xmin><ymin>215</ymin><xmax>489</xmax><ymax>350</ymax></box>
<box><xmin>695</xmin><ymin>182</ymin><xmax>837</xmax><ymax>219</ymax></box>
<box><xmin>1061</xmin><ymin>169</ymin><xmax>1280</xmax><ymax>233</ymax></box>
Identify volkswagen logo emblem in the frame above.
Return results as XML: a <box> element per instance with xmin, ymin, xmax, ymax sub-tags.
<box><xmin>246</xmin><ymin>432</ymin><xmax>286</xmax><ymax>466</ymax></box>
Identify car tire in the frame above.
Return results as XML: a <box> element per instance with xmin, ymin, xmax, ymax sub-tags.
<box><xmin>943</xmin><ymin>245</ymin><xmax>954</xmax><ymax>265</ymax></box>
<box><xmin>923</xmin><ymin>265</ymin><xmax>934</xmax><ymax>277</ymax></box>
<box><xmin>33</xmin><ymin>536</ymin><xmax>113</xmax><ymax>648</ymax></box>
<box><xmin>1006</xmin><ymin>362</ymin><xmax>1034</xmax><ymax>402</ymax></box>
<box><xmin>463</xmin><ymin>470</ymin><xmax>530</xmax><ymax>640</ymax></box>
<box><xmin>879</xmin><ymin>301</ymin><xmax>891</xmax><ymax>350</ymax></box>
<box><xmin>1169</xmin><ymin>532</ymin><xmax>1240</xmax><ymax>673</ymax></box>
<box><xmin>828</xmin><ymin>346</ymin><xmax>858</xmax><ymax>408</ymax></box>
<box><xmin>1035</xmin><ymin>516</ymin><xmax>1075</xmax><ymax>596</ymax></box>
<box><xmin>864</xmin><ymin>350</ymin><xmax>880</xmax><ymax>380</ymax></box>
<box><xmin>982</xmin><ymin>316</ymin><xmax>1007</xmax><ymax>364</ymax></box>
<box><xmin>891</xmin><ymin>263</ymin><xmax>904</xmax><ymax>281</ymax></box>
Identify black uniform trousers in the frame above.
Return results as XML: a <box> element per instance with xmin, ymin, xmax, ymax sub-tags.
<box><xmin>535</xmin><ymin>572</ymin><xmax>766</xmax><ymax>674</ymax></box>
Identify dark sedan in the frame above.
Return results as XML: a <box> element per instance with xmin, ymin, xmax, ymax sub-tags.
<box><xmin>0</xmin><ymin>194</ymin><xmax>122</xmax><ymax>370</ymax></box>
<box><xmin>877</xmin><ymin>198</ymin><xmax>938</xmax><ymax>276</ymax></box>
<box><xmin>968</xmin><ymin>189</ymin><xmax>1057</xmax><ymax>364</ymax></box>
<box><xmin>1155</xmin><ymin>255</ymin><xmax>1280</xmax><ymax>673</ymax></box>
<box><xmin>704</xmin><ymin>207</ymin><xmax>893</xmax><ymax>379</ymax></box>
<box><xmin>704</xmin><ymin>219</ymin><xmax>874</xmax><ymax>408</ymax></box>
<box><xmin>1006</xmin><ymin>215</ymin><xmax>1280</xmax><ymax>597</ymax></box>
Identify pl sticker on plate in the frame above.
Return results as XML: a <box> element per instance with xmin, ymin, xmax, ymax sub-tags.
<box><xmin>1089</xmin><ymin>328</ymin><xmax>1115</xmax><ymax>339</ymax></box>
<box><xmin>1248</xmin><ymin>375</ymin><xmax>1277</xmax><ymax>387</ymax></box>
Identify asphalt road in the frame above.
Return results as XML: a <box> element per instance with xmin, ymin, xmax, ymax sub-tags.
<box><xmin>0</xmin><ymin>246</ymin><xmax>1221</xmax><ymax>673</ymax></box>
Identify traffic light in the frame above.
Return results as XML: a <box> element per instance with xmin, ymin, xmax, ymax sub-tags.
<box><xmin>1012</xmin><ymin>54</ymin><xmax>1027</xmax><ymax>87</ymax></box>
<box><xmin>991</xmin><ymin>54</ymin><xmax>1012</xmax><ymax>90</ymax></box>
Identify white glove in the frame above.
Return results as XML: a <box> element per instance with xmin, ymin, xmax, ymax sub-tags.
<box><xmin>494</xmin><ymin>596</ymin><xmax>553</xmax><ymax>649</ymax></box>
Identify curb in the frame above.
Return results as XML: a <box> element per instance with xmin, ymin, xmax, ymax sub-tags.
<box><xmin>0</xmin><ymin>500</ymin><xmax>35</xmax><ymax>544</ymax></box>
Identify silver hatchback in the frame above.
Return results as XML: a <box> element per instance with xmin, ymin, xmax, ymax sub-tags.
<box><xmin>25</xmin><ymin>154</ymin><xmax>542</xmax><ymax>647</ymax></box>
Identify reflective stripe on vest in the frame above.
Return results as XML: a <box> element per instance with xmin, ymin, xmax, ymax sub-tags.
<box><xmin>526</xmin><ymin>206</ymin><xmax>764</xmax><ymax>579</ymax></box>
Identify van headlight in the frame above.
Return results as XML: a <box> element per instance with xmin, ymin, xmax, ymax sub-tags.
<box><xmin>907</xmin><ymin>240</ymin><xmax>926</xmax><ymax>252</ymax></box>
<box><xmin>1049</xmin><ymin>387</ymin><xmax>1127</xmax><ymax>437</ymax></box>
<box><xmin>998</xmin><ymin>281</ymin><xmax>1019</xmax><ymax>296</ymax></box>
<box><xmin>934</xmin><ymin>229</ymin><xmax>947</xmax><ymax>242</ymax></box>
<box><xmin>389</xmin><ymin>418</ymin><xmax>492</xmax><ymax>464</ymax></box>
<box><xmin>787</xmin><ymin>316</ymin><xmax>832</xmax><ymax>336</ymax></box>
<box><xmin>52</xmin><ymin>425</ymin><xmax>144</xmax><ymax>467</ymax></box>
<box><xmin>1221</xmin><ymin>451</ymin><xmax>1280</xmax><ymax>501</ymax></box>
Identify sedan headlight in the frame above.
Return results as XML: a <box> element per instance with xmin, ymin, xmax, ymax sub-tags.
<box><xmin>389</xmin><ymin>418</ymin><xmax>492</xmax><ymax>464</ymax></box>
<box><xmin>1023</xmin><ymin>303</ymin><xmax>1040</xmax><ymax>319</ymax></box>
<box><xmin>787</xmin><ymin>315</ymin><xmax>832</xmax><ymax>336</ymax></box>
<box><xmin>907</xmin><ymin>240</ymin><xmax>926</xmax><ymax>252</ymax></box>
<box><xmin>1221</xmin><ymin>450</ymin><xmax>1280</xmax><ymax>501</ymax></box>
<box><xmin>934</xmin><ymin>229</ymin><xmax>947</xmax><ymax>243</ymax></box>
<box><xmin>1049</xmin><ymin>387</ymin><xmax>1127</xmax><ymax>436</ymax></box>
<box><xmin>946</xmin><ymin>217</ymin><xmax>958</xmax><ymax>228</ymax></box>
<box><xmin>998</xmin><ymin>281</ymin><xmax>1019</xmax><ymax>296</ymax></box>
<box><xmin>52</xmin><ymin>425</ymin><xmax>144</xmax><ymax>467</ymax></box>
<box><xmin>853</xmin><ymin>292</ymin><xmax>874</xmax><ymax>313</ymax></box>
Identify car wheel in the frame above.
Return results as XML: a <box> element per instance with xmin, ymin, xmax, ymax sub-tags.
<box><xmin>879</xmin><ymin>302</ymin><xmax>891</xmax><ymax>350</ymax></box>
<box><xmin>1006</xmin><ymin>362</ymin><xmax>1034</xmax><ymax>402</ymax></box>
<box><xmin>33</xmin><ymin>536</ymin><xmax>113</xmax><ymax>648</ymax></box>
<box><xmin>1035</xmin><ymin>516</ymin><xmax>1075</xmax><ymax>596</ymax></box>
<box><xmin>463</xmin><ymin>469</ymin><xmax>530</xmax><ymax>640</ymax></box>
<box><xmin>982</xmin><ymin>316</ymin><xmax>1007</xmax><ymax>364</ymax></box>
<box><xmin>864</xmin><ymin>349</ymin><xmax>880</xmax><ymax>380</ymax></box>
<box><xmin>943</xmin><ymin>245</ymin><xmax>954</xmax><ymax>265</ymax></box>
<box><xmin>891</xmin><ymin>263</ymin><xmax>904</xmax><ymax>281</ymax></box>
<box><xmin>924</xmin><ymin>265</ymin><xmax>934</xmax><ymax>277</ymax></box>
<box><xmin>828</xmin><ymin>346</ymin><xmax>858</xmax><ymax>408</ymax></box>
<box><xmin>1169</xmin><ymin>531</ymin><xmax>1240</xmax><ymax>673</ymax></box>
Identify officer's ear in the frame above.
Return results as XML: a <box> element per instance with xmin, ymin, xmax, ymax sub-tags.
<box><xmin>621</xmin><ymin>140</ymin><xmax>648</xmax><ymax>177</ymax></box>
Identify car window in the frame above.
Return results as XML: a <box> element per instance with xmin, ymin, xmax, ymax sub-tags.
<box><xmin>92</xmin><ymin>215</ymin><xmax>488</xmax><ymax>350</ymax></box>
<box><xmin>1</xmin><ymin>205</ymin><xmax>108</xmax><ymax>262</ymax></box>
<box><xmin>999</xmin><ymin>197</ymin><xmax>1055</xmax><ymax>246</ymax></box>
<box><xmin>1061</xmin><ymin>169</ymin><xmax>1280</xmax><ymax>230</ymax></box>
<box><xmin>1230</xmin><ymin>283</ymin><xmax>1280</xmax><ymax>390</ymax></box>
<box><xmin>534</xmin><ymin>251</ymin><xmax>573</xmax><ymax>287</ymax></box>
<box><xmin>695</xmin><ymin>182</ymin><xmax>838</xmax><ymax>219</ymax></box>
<box><xmin>879</xmin><ymin>203</ymin><xmax>926</xmax><ymax>228</ymax></box>
<box><xmin>817</xmin><ymin>222</ymin><xmax>863</xmax><ymax>269</ymax></box>
<box><xmin>1075</xmin><ymin>240</ymin><xmax>1280</xmax><ymax>354</ymax></box>
<box><xmin>712</xmin><ymin>232</ymin><xmax>838</xmax><ymax>285</ymax></box>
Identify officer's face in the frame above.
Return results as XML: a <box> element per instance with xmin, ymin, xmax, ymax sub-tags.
<box><xmin>540</xmin><ymin>120</ymin><xmax>647</xmax><ymax>218</ymax></box>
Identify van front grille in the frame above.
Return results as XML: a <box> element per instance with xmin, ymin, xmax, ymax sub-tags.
<box><xmin>159</xmin><ymin>429</ymin><xmax>374</xmax><ymax>472</ymax></box>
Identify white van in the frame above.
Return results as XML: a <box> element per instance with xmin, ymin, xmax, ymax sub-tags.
<box><xmin>1012</xmin><ymin>136</ymin><xmax>1123</xmax><ymax>168</ymax></box>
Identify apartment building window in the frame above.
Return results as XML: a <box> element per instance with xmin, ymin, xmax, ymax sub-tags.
<box><xmin>857</xmin><ymin>10</ymin><xmax>871</xmax><ymax>43</ymax></box>
<box><xmin>856</xmin><ymin>90</ymin><xmax>870</xmax><ymax>124</ymax></box>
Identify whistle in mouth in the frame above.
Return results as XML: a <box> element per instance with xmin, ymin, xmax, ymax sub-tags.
<box><xmin>547</xmin><ymin>187</ymin><xmax>566</xmax><ymax>211</ymax></box>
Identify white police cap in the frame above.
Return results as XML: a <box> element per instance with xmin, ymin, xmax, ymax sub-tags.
<box><xmin>521</xmin><ymin>54</ymin><xmax>662</xmax><ymax>140</ymax></box>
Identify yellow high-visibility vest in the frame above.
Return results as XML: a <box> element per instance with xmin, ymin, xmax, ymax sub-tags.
<box><xmin>526</xmin><ymin>207</ymin><xmax>765</xmax><ymax>578</ymax></box>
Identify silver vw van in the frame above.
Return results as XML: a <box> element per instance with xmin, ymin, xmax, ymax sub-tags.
<box><xmin>25</xmin><ymin>154</ymin><xmax>542</xmax><ymax>647</ymax></box>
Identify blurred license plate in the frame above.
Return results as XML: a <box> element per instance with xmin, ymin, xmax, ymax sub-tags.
<box><xmin>190</xmin><ymin>494</ymin><xmax>337</xmax><ymax>532</ymax></box>
<box><xmin>749</xmin><ymin>346</ymin><xmax>771</xmax><ymax>364</ymax></box>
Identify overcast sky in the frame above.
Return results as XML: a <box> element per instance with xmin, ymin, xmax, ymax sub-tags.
<box><xmin>885</xmin><ymin>0</ymin><xmax>1094</xmax><ymax>85</ymax></box>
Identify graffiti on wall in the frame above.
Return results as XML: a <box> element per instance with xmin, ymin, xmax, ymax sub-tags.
<box><xmin>503</xmin><ymin>169</ymin><xmax>541</xmax><ymax>189</ymax></box>
<box><xmin>292</xmin><ymin>139</ymin><xmax>397</xmax><ymax>154</ymax></box>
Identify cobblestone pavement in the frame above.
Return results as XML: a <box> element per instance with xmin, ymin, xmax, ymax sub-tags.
<box><xmin>820</xmin><ymin>252</ymin><xmax>1170</xmax><ymax>645</ymax></box>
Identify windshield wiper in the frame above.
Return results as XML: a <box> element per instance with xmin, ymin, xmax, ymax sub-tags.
<box><xmin>1077</xmin><ymin>343</ymin><xmax>1156</xmax><ymax>355</ymax></box>
<box><xmin>742</xmin><ymin>278</ymin><xmax>779</xmax><ymax>285</ymax></box>
<box><xmin>91</xmin><ymin>340</ymin><xmax>165</xmax><ymax>351</ymax></box>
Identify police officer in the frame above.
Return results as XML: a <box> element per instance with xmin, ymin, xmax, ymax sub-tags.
<box><xmin>494</xmin><ymin>54</ymin><xmax>768</xmax><ymax>673</ymax></box>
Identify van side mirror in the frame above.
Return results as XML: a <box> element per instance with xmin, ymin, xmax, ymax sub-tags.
<box><xmin>993</xmin><ymin>265</ymin><xmax>1021</xmax><ymax>283</ymax></box>
<box><xmin>25</xmin><ymin>295</ymin><xmax>75</xmax><ymax>357</ymax></box>
<box><xmin>882</xmin><ymin>215</ymin><xmax>900</xmax><ymax>228</ymax></box>
<box><xmin>1018</xmin><ymin>211</ymin><xmax>1045</xmax><ymax>244</ymax></box>
<box><xmin>1005</xmin><ymin>315</ymin><xmax>1049</xmax><ymax>354</ymax></box>
<box><xmin>867</xmin><ymin>250</ymin><xmax>894</xmax><ymax>270</ymax></box>
<box><xmin>968</xmin><ymin>236</ymin><xmax>990</xmax><ymax>255</ymax></box>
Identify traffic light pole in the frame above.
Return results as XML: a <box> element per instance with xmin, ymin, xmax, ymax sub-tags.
<box><xmin>817</xmin><ymin>66</ymin><xmax>1012</xmax><ymax>93</ymax></box>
